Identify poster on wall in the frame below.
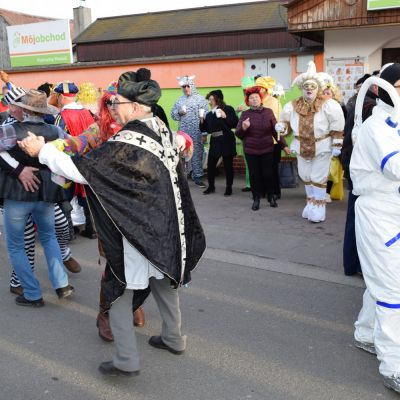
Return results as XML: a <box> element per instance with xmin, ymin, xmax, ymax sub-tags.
<box><xmin>7</xmin><ymin>19</ymin><xmax>72</xmax><ymax>68</ymax></box>
<box><xmin>367</xmin><ymin>0</ymin><xmax>400</xmax><ymax>10</ymax></box>
<box><xmin>326</xmin><ymin>59</ymin><xmax>365</xmax><ymax>105</ymax></box>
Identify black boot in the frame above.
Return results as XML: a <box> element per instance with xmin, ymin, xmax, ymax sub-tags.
<box><xmin>251</xmin><ymin>197</ymin><xmax>260</xmax><ymax>211</ymax></box>
<box><xmin>268</xmin><ymin>194</ymin><xmax>278</xmax><ymax>208</ymax></box>
<box><xmin>203</xmin><ymin>186</ymin><xmax>215</xmax><ymax>195</ymax></box>
<box><xmin>224</xmin><ymin>186</ymin><xmax>232</xmax><ymax>196</ymax></box>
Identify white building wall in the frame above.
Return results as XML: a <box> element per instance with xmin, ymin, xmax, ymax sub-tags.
<box><xmin>324</xmin><ymin>25</ymin><xmax>400</xmax><ymax>72</ymax></box>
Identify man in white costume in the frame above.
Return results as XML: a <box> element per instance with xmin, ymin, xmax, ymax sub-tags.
<box><xmin>277</xmin><ymin>62</ymin><xmax>345</xmax><ymax>222</ymax></box>
<box><xmin>351</xmin><ymin>63</ymin><xmax>400</xmax><ymax>394</ymax></box>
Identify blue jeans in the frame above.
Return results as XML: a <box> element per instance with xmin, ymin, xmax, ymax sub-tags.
<box><xmin>3</xmin><ymin>200</ymin><xmax>68</xmax><ymax>300</ymax></box>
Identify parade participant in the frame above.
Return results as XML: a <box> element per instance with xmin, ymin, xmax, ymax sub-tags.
<box><xmin>236</xmin><ymin>76</ymin><xmax>255</xmax><ymax>193</ymax></box>
<box><xmin>200</xmin><ymin>89</ymin><xmax>238</xmax><ymax>196</ymax></box>
<box><xmin>54</xmin><ymin>81</ymin><xmax>96</xmax><ymax>239</ymax></box>
<box><xmin>171</xmin><ymin>75</ymin><xmax>208</xmax><ymax>187</ymax></box>
<box><xmin>20</xmin><ymin>70</ymin><xmax>205</xmax><ymax>376</ymax></box>
<box><xmin>236</xmin><ymin>86</ymin><xmax>290</xmax><ymax>210</ymax></box>
<box><xmin>341</xmin><ymin>80</ymin><xmax>378</xmax><ymax>276</ymax></box>
<box><xmin>350</xmin><ymin>63</ymin><xmax>400</xmax><ymax>394</ymax></box>
<box><xmin>50</xmin><ymin>82</ymin><xmax>146</xmax><ymax>339</ymax></box>
<box><xmin>0</xmin><ymin>90</ymin><xmax>74</xmax><ymax>306</ymax></box>
<box><xmin>277</xmin><ymin>61</ymin><xmax>345</xmax><ymax>222</ymax></box>
<box><xmin>255</xmin><ymin>76</ymin><xmax>285</xmax><ymax>199</ymax></box>
<box><xmin>0</xmin><ymin>85</ymin><xmax>81</xmax><ymax>291</ymax></box>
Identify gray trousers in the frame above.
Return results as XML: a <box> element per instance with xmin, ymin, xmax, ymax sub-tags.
<box><xmin>109</xmin><ymin>277</ymin><xmax>186</xmax><ymax>372</ymax></box>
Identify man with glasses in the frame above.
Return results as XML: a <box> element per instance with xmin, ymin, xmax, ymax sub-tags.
<box><xmin>171</xmin><ymin>76</ymin><xmax>208</xmax><ymax>188</ymax></box>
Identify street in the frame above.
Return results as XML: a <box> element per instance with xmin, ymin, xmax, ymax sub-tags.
<box><xmin>0</xmin><ymin>178</ymin><xmax>396</xmax><ymax>400</ymax></box>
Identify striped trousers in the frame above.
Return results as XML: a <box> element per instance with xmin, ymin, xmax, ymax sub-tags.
<box><xmin>7</xmin><ymin>203</ymin><xmax>72</xmax><ymax>288</ymax></box>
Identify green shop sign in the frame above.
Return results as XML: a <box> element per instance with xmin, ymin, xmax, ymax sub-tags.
<box><xmin>367</xmin><ymin>0</ymin><xmax>400</xmax><ymax>10</ymax></box>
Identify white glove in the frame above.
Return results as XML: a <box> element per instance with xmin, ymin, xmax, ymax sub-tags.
<box><xmin>332</xmin><ymin>148</ymin><xmax>341</xmax><ymax>157</ymax></box>
<box><xmin>275</xmin><ymin>122</ymin><xmax>286</xmax><ymax>133</ymax></box>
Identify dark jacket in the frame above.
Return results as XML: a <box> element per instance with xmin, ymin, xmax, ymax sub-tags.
<box><xmin>0</xmin><ymin>121</ymin><xmax>65</xmax><ymax>202</ymax></box>
<box><xmin>72</xmin><ymin>119</ymin><xmax>206</xmax><ymax>309</ymax></box>
<box><xmin>236</xmin><ymin>107</ymin><xmax>286</xmax><ymax>155</ymax></box>
<box><xmin>199</xmin><ymin>105</ymin><xmax>238</xmax><ymax>158</ymax></box>
<box><xmin>341</xmin><ymin>90</ymin><xmax>378</xmax><ymax>184</ymax></box>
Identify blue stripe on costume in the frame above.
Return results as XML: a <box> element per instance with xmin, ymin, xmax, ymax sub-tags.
<box><xmin>377</xmin><ymin>301</ymin><xmax>400</xmax><ymax>309</ymax></box>
<box><xmin>381</xmin><ymin>151</ymin><xmax>400</xmax><ymax>172</ymax></box>
<box><xmin>385</xmin><ymin>232</ymin><xmax>400</xmax><ymax>247</ymax></box>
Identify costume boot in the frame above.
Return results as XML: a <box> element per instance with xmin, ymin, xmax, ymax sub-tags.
<box><xmin>302</xmin><ymin>185</ymin><xmax>313</xmax><ymax>219</ymax></box>
<box><xmin>97</xmin><ymin>286</ymin><xmax>113</xmax><ymax>342</ymax></box>
<box><xmin>133</xmin><ymin>306</ymin><xmax>145</xmax><ymax>327</ymax></box>
<box><xmin>308</xmin><ymin>186</ymin><xmax>326</xmax><ymax>223</ymax></box>
<box><xmin>96</xmin><ymin>312</ymin><xmax>114</xmax><ymax>342</ymax></box>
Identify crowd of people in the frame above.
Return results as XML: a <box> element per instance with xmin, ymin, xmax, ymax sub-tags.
<box><xmin>0</xmin><ymin>60</ymin><xmax>400</xmax><ymax>395</ymax></box>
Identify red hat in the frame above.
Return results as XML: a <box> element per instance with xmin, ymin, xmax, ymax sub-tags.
<box><xmin>244</xmin><ymin>86</ymin><xmax>264</xmax><ymax>106</ymax></box>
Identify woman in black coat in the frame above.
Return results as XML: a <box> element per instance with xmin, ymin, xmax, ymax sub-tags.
<box><xmin>200</xmin><ymin>90</ymin><xmax>238</xmax><ymax>196</ymax></box>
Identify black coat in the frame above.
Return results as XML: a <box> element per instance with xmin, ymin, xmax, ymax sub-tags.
<box><xmin>0</xmin><ymin>121</ymin><xmax>65</xmax><ymax>202</ymax></box>
<box><xmin>200</xmin><ymin>105</ymin><xmax>238</xmax><ymax>158</ymax></box>
<box><xmin>341</xmin><ymin>90</ymin><xmax>378</xmax><ymax>184</ymax></box>
<box><xmin>72</xmin><ymin>119</ymin><xmax>206</xmax><ymax>309</ymax></box>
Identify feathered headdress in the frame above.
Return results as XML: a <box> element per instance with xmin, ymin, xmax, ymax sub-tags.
<box><xmin>255</xmin><ymin>76</ymin><xmax>276</xmax><ymax>93</ymax></box>
<box><xmin>292</xmin><ymin>61</ymin><xmax>326</xmax><ymax>89</ymax></box>
<box><xmin>177</xmin><ymin>75</ymin><xmax>195</xmax><ymax>87</ymax></box>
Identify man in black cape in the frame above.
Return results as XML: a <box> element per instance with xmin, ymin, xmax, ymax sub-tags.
<box><xmin>19</xmin><ymin>71</ymin><xmax>206</xmax><ymax>377</ymax></box>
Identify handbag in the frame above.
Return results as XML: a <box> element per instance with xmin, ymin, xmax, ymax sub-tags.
<box><xmin>279</xmin><ymin>160</ymin><xmax>298</xmax><ymax>188</ymax></box>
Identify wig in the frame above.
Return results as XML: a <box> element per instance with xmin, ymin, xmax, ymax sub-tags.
<box><xmin>244</xmin><ymin>86</ymin><xmax>265</xmax><ymax>106</ymax></box>
<box><xmin>98</xmin><ymin>92</ymin><xmax>121</xmax><ymax>142</ymax></box>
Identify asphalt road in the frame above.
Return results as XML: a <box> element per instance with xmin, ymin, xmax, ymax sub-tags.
<box><xmin>0</xmin><ymin>178</ymin><xmax>396</xmax><ymax>400</ymax></box>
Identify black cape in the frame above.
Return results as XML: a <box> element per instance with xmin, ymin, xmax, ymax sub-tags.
<box><xmin>72</xmin><ymin>118</ymin><xmax>206</xmax><ymax>308</ymax></box>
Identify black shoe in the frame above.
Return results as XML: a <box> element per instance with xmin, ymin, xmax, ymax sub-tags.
<box><xmin>268</xmin><ymin>194</ymin><xmax>278</xmax><ymax>208</ymax></box>
<box><xmin>80</xmin><ymin>230</ymin><xmax>97</xmax><ymax>239</ymax></box>
<box><xmin>224</xmin><ymin>186</ymin><xmax>232</xmax><ymax>196</ymax></box>
<box><xmin>148</xmin><ymin>335</ymin><xmax>185</xmax><ymax>355</ymax></box>
<box><xmin>56</xmin><ymin>284</ymin><xmax>75</xmax><ymax>299</ymax></box>
<box><xmin>99</xmin><ymin>361</ymin><xmax>139</xmax><ymax>377</ymax></box>
<box><xmin>241</xmin><ymin>187</ymin><xmax>251</xmax><ymax>192</ymax></box>
<box><xmin>203</xmin><ymin>187</ymin><xmax>215</xmax><ymax>195</ymax></box>
<box><xmin>15</xmin><ymin>295</ymin><xmax>44</xmax><ymax>307</ymax></box>
<box><xmin>251</xmin><ymin>198</ymin><xmax>260</xmax><ymax>211</ymax></box>
<box><xmin>194</xmin><ymin>180</ymin><xmax>206</xmax><ymax>188</ymax></box>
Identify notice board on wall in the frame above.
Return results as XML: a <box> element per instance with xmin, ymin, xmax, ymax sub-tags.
<box><xmin>326</xmin><ymin>58</ymin><xmax>365</xmax><ymax>105</ymax></box>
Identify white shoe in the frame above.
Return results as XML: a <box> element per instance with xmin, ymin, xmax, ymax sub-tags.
<box><xmin>308</xmin><ymin>204</ymin><xmax>326</xmax><ymax>223</ymax></box>
<box><xmin>302</xmin><ymin>203</ymin><xmax>310</xmax><ymax>219</ymax></box>
<box><xmin>326</xmin><ymin>193</ymin><xmax>332</xmax><ymax>203</ymax></box>
<box><xmin>383</xmin><ymin>375</ymin><xmax>400</xmax><ymax>393</ymax></box>
<box><xmin>354</xmin><ymin>340</ymin><xmax>376</xmax><ymax>355</ymax></box>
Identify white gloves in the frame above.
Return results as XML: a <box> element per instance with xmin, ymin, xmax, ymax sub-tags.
<box><xmin>275</xmin><ymin>122</ymin><xmax>286</xmax><ymax>134</ymax></box>
<box><xmin>332</xmin><ymin>148</ymin><xmax>341</xmax><ymax>157</ymax></box>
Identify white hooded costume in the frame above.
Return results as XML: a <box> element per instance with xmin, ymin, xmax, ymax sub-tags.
<box><xmin>278</xmin><ymin>62</ymin><xmax>344</xmax><ymax>222</ymax></box>
<box><xmin>351</xmin><ymin>67</ymin><xmax>400</xmax><ymax>384</ymax></box>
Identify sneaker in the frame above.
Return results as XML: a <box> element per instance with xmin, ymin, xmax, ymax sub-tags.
<box><xmin>383</xmin><ymin>375</ymin><xmax>400</xmax><ymax>393</ymax></box>
<box><xmin>15</xmin><ymin>295</ymin><xmax>44</xmax><ymax>307</ymax></box>
<box><xmin>354</xmin><ymin>339</ymin><xmax>376</xmax><ymax>355</ymax></box>
<box><xmin>194</xmin><ymin>180</ymin><xmax>206</xmax><ymax>188</ymax></box>
<box><xmin>56</xmin><ymin>284</ymin><xmax>75</xmax><ymax>299</ymax></box>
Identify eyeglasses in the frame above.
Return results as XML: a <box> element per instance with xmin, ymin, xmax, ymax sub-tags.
<box><xmin>181</xmin><ymin>85</ymin><xmax>190</xmax><ymax>89</ymax></box>
<box><xmin>105</xmin><ymin>99</ymin><xmax>113</xmax><ymax>106</ymax></box>
<box><xmin>110</xmin><ymin>99</ymin><xmax>134</xmax><ymax>107</ymax></box>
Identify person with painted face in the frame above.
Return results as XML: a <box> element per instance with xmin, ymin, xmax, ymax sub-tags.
<box><xmin>277</xmin><ymin>61</ymin><xmax>345</xmax><ymax>222</ymax></box>
<box><xmin>350</xmin><ymin>63</ymin><xmax>400</xmax><ymax>394</ymax></box>
<box><xmin>171</xmin><ymin>75</ymin><xmax>208</xmax><ymax>188</ymax></box>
